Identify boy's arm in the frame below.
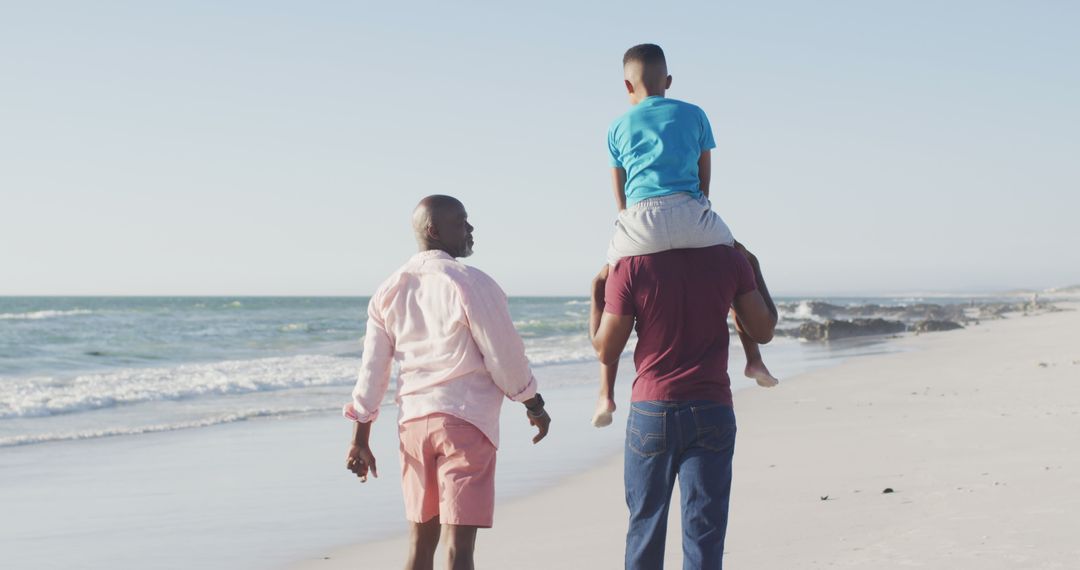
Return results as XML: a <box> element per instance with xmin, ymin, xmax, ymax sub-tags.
<box><xmin>611</xmin><ymin>167</ymin><xmax>627</xmax><ymax>212</ymax></box>
<box><xmin>698</xmin><ymin>150</ymin><xmax>711</xmax><ymax>199</ymax></box>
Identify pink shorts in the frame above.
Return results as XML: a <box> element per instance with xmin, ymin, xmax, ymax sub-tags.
<box><xmin>398</xmin><ymin>413</ymin><xmax>497</xmax><ymax>527</ymax></box>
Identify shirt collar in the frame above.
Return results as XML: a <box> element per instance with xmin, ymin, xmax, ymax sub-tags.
<box><xmin>411</xmin><ymin>249</ymin><xmax>455</xmax><ymax>263</ymax></box>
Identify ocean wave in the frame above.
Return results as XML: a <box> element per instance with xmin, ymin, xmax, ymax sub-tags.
<box><xmin>0</xmin><ymin>354</ymin><xmax>357</xmax><ymax>419</ymax></box>
<box><xmin>513</xmin><ymin>319</ymin><xmax>587</xmax><ymax>338</ymax></box>
<box><xmin>0</xmin><ymin>406</ymin><xmax>337</xmax><ymax>447</ymax></box>
<box><xmin>524</xmin><ymin>335</ymin><xmax>637</xmax><ymax>367</ymax></box>
<box><xmin>0</xmin><ymin>309</ymin><xmax>94</xmax><ymax>320</ymax></box>
<box><xmin>777</xmin><ymin>300</ymin><xmax>825</xmax><ymax>322</ymax></box>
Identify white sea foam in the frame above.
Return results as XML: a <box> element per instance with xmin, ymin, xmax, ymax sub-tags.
<box><xmin>0</xmin><ymin>354</ymin><xmax>357</xmax><ymax>419</ymax></box>
<box><xmin>0</xmin><ymin>309</ymin><xmax>94</xmax><ymax>320</ymax></box>
<box><xmin>777</xmin><ymin>300</ymin><xmax>819</xmax><ymax>322</ymax></box>
<box><xmin>0</xmin><ymin>406</ymin><xmax>336</xmax><ymax>447</ymax></box>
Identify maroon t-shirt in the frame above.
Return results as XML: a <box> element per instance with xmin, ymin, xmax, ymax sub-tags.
<box><xmin>604</xmin><ymin>245</ymin><xmax>757</xmax><ymax>405</ymax></box>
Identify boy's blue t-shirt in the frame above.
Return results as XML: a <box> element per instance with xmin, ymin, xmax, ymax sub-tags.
<box><xmin>607</xmin><ymin>96</ymin><xmax>716</xmax><ymax>207</ymax></box>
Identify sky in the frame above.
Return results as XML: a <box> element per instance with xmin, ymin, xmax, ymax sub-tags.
<box><xmin>1</xmin><ymin>1</ymin><xmax>1077</xmax><ymax>296</ymax></box>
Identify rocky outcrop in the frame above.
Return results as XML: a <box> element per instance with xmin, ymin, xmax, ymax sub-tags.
<box><xmin>912</xmin><ymin>320</ymin><xmax>964</xmax><ymax>334</ymax></box>
<box><xmin>797</xmin><ymin>318</ymin><xmax>906</xmax><ymax>341</ymax></box>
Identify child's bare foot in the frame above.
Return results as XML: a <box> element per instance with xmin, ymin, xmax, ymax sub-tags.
<box><xmin>592</xmin><ymin>398</ymin><xmax>617</xmax><ymax>427</ymax></box>
<box><xmin>745</xmin><ymin>360</ymin><xmax>779</xmax><ymax>388</ymax></box>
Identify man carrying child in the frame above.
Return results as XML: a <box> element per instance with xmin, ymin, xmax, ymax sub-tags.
<box><xmin>591</xmin><ymin>43</ymin><xmax>780</xmax><ymax>569</ymax></box>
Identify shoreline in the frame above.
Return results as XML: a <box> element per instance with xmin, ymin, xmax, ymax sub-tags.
<box><xmin>291</xmin><ymin>301</ymin><xmax>1079</xmax><ymax>569</ymax></box>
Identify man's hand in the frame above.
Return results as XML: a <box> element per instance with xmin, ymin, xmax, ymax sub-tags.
<box><xmin>345</xmin><ymin>444</ymin><xmax>378</xmax><ymax>482</ymax></box>
<box><xmin>528</xmin><ymin>409</ymin><xmax>551</xmax><ymax>444</ymax></box>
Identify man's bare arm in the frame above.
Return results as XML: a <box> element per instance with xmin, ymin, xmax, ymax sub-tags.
<box><xmin>612</xmin><ymin>167</ymin><xmax>628</xmax><ymax>212</ymax></box>
<box><xmin>731</xmin><ymin>243</ymin><xmax>778</xmax><ymax>344</ymax></box>
<box><xmin>698</xmin><ymin>150</ymin><xmax>711</xmax><ymax>198</ymax></box>
<box><xmin>594</xmin><ymin>313</ymin><xmax>634</xmax><ymax>365</ymax></box>
<box><xmin>589</xmin><ymin>266</ymin><xmax>634</xmax><ymax>365</ymax></box>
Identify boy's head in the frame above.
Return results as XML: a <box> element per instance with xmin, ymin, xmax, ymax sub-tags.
<box><xmin>622</xmin><ymin>43</ymin><xmax>671</xmax><ymax>103</ymax></box>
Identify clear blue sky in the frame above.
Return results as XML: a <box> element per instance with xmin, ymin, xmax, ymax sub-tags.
<box><xmin>2</xmin><ymin>1</ymin><xmax>1077</xmax><ymax>296</ymax></box>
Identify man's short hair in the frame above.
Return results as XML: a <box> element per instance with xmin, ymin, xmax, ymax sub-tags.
<box><xmin>623</xmin><ymin>43</ymin><xmax>666</xmax><ymax>69</ymax></box>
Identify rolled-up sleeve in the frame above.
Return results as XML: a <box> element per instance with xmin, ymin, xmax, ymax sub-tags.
<box><xmin>343</xmin><ymin>296</ymin><xmax>394</xmax><ymax>423</ymax></box>
<box><xmin>460</xmin><ymin>269</ymin><xmax>538</xmax><ymax>402</ymax></box>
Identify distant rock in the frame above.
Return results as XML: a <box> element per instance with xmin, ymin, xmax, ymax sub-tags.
<box><xmin>797</xmin><ymin>318</ymin><xmax>907</xmax><ymax>341</ymax></box>
<box><xmin>912</xmin><ymin>320</ymin><xmax>964</xmax><ymax>334</ymax></box>
<box><xmin>802</xmin><ymin>301</ymin><xmax>845</xmax><ymax>319</ymax></box>
<box><xmin>1047</xmin><ymin>284</ymin><xmax>1080</xmax><ymax>294</ymax></box>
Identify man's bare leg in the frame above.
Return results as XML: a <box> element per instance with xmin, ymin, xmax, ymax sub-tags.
<box><xmin>443</xmin><ymin>524</ymin><xmax>478</xmax><ymax>570</ymax></box>
<box><xmin>734</xmin><ymin>312</ymin><xmax>779</xmax><ymax>387</ymax></box>
<box><xmin>592</xmin><ymin>361</ymin><xmax>618</xmax><ymax>427</ymax></box>
<box><xmin>405</xmin><ymin>517</ymin><xmax>441</xmax><ymax>570</ymax></box>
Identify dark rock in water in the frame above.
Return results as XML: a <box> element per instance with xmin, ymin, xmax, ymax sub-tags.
<box><xmin>773</xmin><ymin>327</ymin><xmax>803</xmax><ymax>338</ymax></box>
<box><xmin>797</xmin><ymin>318</ymin><xmax>907</xmax><ymax>341</ymax></box>
<box><xmin>912</xmin><ymin>320</ymin><xmax>964</xmax><ymax>334</ymax></box>
<box><xmin>971</xmin><ymin>300</ymin><xmax>1063</xmax><ymax>319</ymax></box>
<box><xmin>802</xmin><ymin>301</ymin><xmax>845</xmax><ymax>319</ymax></box>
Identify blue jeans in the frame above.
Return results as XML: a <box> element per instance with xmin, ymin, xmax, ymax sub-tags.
<box><xmin>624</xmin><ymin>400</ymin><xmax>737</xmax><ymax>570</ymax></box>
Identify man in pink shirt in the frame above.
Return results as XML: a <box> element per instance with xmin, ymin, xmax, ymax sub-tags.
<box><xmin>344</xmin><ymin>195</ymin><xmax>551</xmax><ymax>570</ymax></box>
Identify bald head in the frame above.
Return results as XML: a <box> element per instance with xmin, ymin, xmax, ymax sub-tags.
<box><xmin>412</xmin><ymin>195</ymin><xmax>474</xmax><ymax>258</ymax></box>
<box><xmin>623</xmin><ymin>43</ymin><xmax>671</xmax><ymax>99</ymax></box>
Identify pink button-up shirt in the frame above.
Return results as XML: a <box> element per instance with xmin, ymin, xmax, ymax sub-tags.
<box><xmin>343</xmin><ymin>250</ymin><xmax>537</xmax><ymax>447</ymax></box>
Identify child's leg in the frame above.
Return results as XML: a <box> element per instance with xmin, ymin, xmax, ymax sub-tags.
<box><xmin>592</xmin><ymin>360</ymin><xmax>618</xmax><ymax>427</ymax></box>
<box><xmin>733</xmin><ymin>311</ymin><xmax>779</xmax><ymax>388</ymax></box>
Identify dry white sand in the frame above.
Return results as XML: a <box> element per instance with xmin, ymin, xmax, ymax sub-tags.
<box><xmin>294</xmin><ymin>302</ymin><xmax>1080</xmax><ymax>569</ymax></box>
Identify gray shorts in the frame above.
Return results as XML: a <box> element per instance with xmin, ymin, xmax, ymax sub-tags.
<box><xmin>607</xmin><ymin>193</ymin><xmax>735</xmax><ymax>265</ymax></box>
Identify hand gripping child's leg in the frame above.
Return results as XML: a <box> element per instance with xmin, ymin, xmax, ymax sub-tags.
<box><xmin>592</xmin><ymin>360</ymin><xmax>618</xmax><ymax>427</ymax></box>
<box><xmin>734</xmin><ymin>312</ymin><xmax>779</xmax><ymax>387</ymax></box>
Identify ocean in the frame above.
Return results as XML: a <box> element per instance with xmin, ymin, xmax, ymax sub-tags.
<box><xmin>0</xmin><ymin>294</ymin><xmax>1014</xmax><ymax>449</ymax></box>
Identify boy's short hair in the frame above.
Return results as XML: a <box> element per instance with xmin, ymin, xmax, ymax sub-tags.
<box><xmin>622</xmin><ymin>43</ymin><xmax>666</xmax><ymax>68</ymax></box>
<box><xmin>622</xmin><ymin>44</ymin><xmax>668</xmax><ymax>91</ymax></box>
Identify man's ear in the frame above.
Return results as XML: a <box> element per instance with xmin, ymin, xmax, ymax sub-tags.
<box><xmin>624</xmin><ymin>79</ymin><xmax>634</xmax><ymax>95</ymax></box>
<box><xmin>425</xmin><ymin>224</ymin><xmax>440</xmax><ymax>242</ymax></box>
<box><xmin>665</xmin><ymin>75</ymin><xmax>672</xmax><ymax>89</ymax></box>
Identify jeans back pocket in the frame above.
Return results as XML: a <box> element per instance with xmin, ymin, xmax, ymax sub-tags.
<box><xmin>627</xmin><ymin>406</ymin><xmax>668</xmax><ymax>457</ymax></box>
<box><xmin>690</xmin><ymin>403</ymin><xmax>736</xmax><ymax>453</ymax></box>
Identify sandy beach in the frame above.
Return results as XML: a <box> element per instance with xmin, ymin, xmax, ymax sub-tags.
<box><xmin>295</xmin><ymin>301</ymin><xmax>1080</xmax><ymax>569</ymax></box>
